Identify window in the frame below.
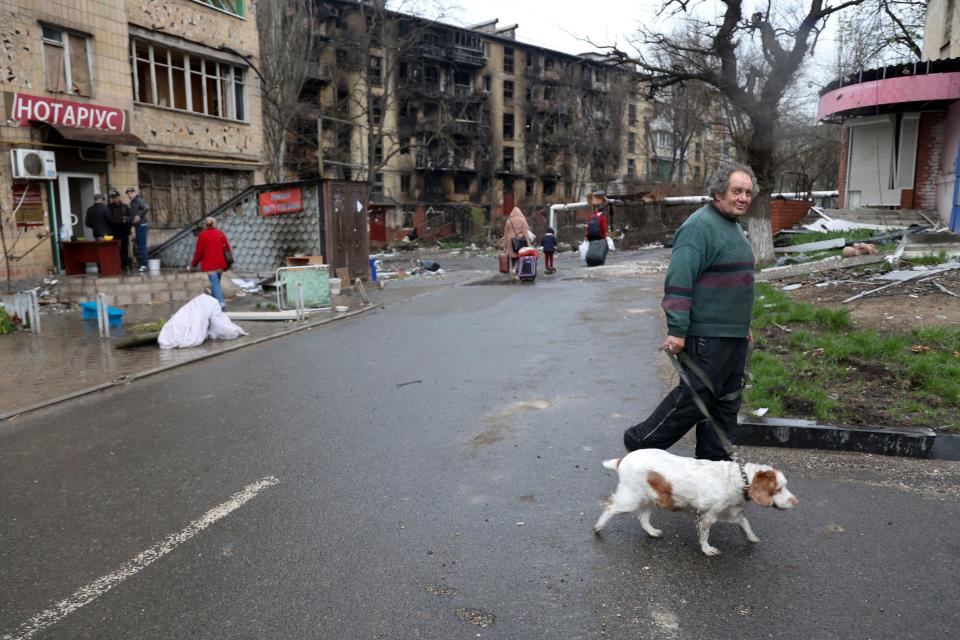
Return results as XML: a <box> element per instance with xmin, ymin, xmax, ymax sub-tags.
<box><xmin>628</xmin><ymin>104</ymin><xmax>637</xmax><ymax>126</ymax></box>
<box><xmin>655</xmin><ymin>130</ymin><xmax>673</xmax><ymax>149</ymax></box>
<box><xmin>482</xmin><ymin>75</ymin><xmax>491</xmax><ymax>93</ymax></box>
<box><xmin>628</xmin><ymin>132</ymin><xmax>636</xmax><ymax>154</ymax></box>
<box><xmin>503</xmin><ymin>80</ymin><xmax>514</xmax><ymax>101</ymax></box>
<box><xmin>373</xmin><ymin>137</ymin><xmax>384</xmax><ymax>165</ymax></box>
<box><xmin>543</xmin><ymin>180</ymin><xmax>555</xmax><ymax>196</ymax></box>
<box><xmin>695</xmin><ymin>143</ymin><xmax>702</xmax><ymax>162</ymax></box>
<box><xmin>627</xmin><ymin>159</ymin><xmax>636</xmax><ymax>176</ymax></box>
<box><xmin>42</xmin><ymin>26</ymin><xmax>93</xmax><ymax>96</ymax></box>
<box><xmin>373</xmin><ymin>172</ymin><xmax>384</xmax><ymax>196</ymax></box>
<box><xmin>368</xmin><ymin>56</ymin><xmax>383</xmax><ymax>86</ymax></box>
<box><xmin>502</xmin><ymin>146</ymin><xmax>514</xmax><ymax>171</ymax></box>
<box><xmin>525</xmin><ymin>179</ymin><xmax>534</xmax><ymax>196</ymax></box>
<box><xmin>371</xmin><ymin>95</ymin><xmax>383</xmax><ymax>122</ymax></box>
<box><xmin>503</xmin><ymin>47</ymin><xmax>514</xmax><ymax>74</ymax></box>
<box><xmin>131</xmin><ymin>38</ymin><xmax>247</xmax><ymax>120</ymax></box>
<box><xmin>336</xmin><ymin>85</ymin><xmax>350</xmax><ymax>113</ymax></box>
<box><xmin>454</xmin><ymin>175</ymin><xmax>470</xmax><ymax>194</ymax></box>
<box><xmin>401</xmin><ymin>174</ymin><xmax>411</xmax><ymax>194</ymax></box>
<box><xmin>503</xmin><ymin>113</ymin><xmax>514</xmax><ymax>140</ymax></box>
<box><xmin>193</xmin><ymin>0</ymin><xmax>245</xmax><ymax>17</ymax></box>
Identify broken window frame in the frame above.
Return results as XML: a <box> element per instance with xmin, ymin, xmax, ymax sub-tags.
<box><xmin>131</xmin><ymin>37</ymin><xmax>247</xmax><ymax>121</ymax></box>
<box><xmin>190</xmin><ymin>0</ymin><xmax>245</xmax><ymax>18</ymax></box>
<box><xmin>41</xmin><ymin>25</ymin><xmax>94</xmax><ymax>97</ymax></box>
<box><xmin>503</xmin><ymin>112</ymin><xmax>514</xmax><ymax>140</ymax></box>
<box><xmin>400</xmin><ymin>174</ymin><xmax>412</xmax><ymax>194</ymax></box>
<box><xmin>627</xmin><ymin>158</ymin><xmax>636</xmax><ymax>177</ymax></box>
<box><xmin>503</xmin><ymin>80</ymin><xmax>514</xmax><ymax>103</ymax></box>
<box><xmin>503</xmin><ymin>47</ymin><xmax>514</xmax><ymax>74</ymax></box>
<box><xmin>368</xmin><ymin>55</ymin><xmax>383</xmax><ymax>87</ymax></box>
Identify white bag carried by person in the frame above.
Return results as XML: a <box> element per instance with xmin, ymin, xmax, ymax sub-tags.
<box><xmin>579</xmin><ymin>240</ymin><xmax>590</xmax><ymax>262</ymax></box>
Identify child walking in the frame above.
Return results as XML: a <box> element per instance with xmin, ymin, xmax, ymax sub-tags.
<box><xmin>541</xmin><ymin>227</ymin><xmax>558</xmax><ymax>274</ymax></box>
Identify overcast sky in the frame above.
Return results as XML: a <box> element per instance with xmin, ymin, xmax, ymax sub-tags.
<box><xmin>447</xmin><ymin>0</ymin><xmax>662</xmax><ymax>57</ymax></box>
<box><xmin>439</xmin><ymin>1</ymin><xmax>842</xmax><ymax>92</ymax></box>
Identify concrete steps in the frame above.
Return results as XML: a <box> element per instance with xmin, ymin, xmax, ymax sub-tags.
<box><xmin>59</xmin><ymin>271</ymin><xmax>210</xmax><ymax>306</ymax></box>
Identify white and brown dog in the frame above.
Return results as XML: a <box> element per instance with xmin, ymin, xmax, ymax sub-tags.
<box><xmin>594</xmin><ymin>449</ymin><xmax>798</xmax><ymax>556</ymax></box>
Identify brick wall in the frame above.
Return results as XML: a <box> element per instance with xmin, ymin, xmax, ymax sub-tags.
<box><xmin>913</xmin><ymin>112</ymin><xmax>947</xmax><ymax>211</ymax></box>
<box><xmin>770</xmin><ymin>199</ymin><xmax>813</xmax><ymax>234</ymax></box>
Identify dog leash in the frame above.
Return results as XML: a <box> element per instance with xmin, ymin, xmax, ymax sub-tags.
<box><xmin>663</xmin><ymin>346</ymin><xmax>751</xmax><ymax>498</ymax></box>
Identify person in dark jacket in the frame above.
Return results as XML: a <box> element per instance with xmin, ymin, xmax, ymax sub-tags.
<box><xmin>541</xmin><ymin>227</ymin><xmax>558</xmax><ymax>274</ymax></box>
<box><xmin>106</xmin><ymin>189</ymin><xmax>132</xmax><ymax>271</ymax></box>
<box><xmin>622</xmin><ymin>162</ymin><xmax>757</xmax><ymax>461</ymax></box>
<box><xmin>126</xmin><ymin>187</ymin><xmax>150</xmax><ymax>271</ymax></box>
<box><xmin>190</xmin><ymin>217</ymin><xmax>232</xmax><ymax>308</ymax></box>
<box><xmin>84</xmin><ymin>193</ymin><xmax>110</xmax><ymax>240</ymax></box>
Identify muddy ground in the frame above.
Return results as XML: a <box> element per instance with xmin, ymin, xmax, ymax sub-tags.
<box><xmin>759</xmin><ymin>264</ymin><xmax>960</xmax><ymax>432</ymax></box>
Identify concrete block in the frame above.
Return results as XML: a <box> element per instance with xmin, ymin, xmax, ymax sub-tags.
<box><xmin>114</xmin><ymin>294</ymin><xmax>134</xmax><ymax>306</ymax></box>
<box><xmin>115</xmin><ymin>284</ymin><xmax>134</xmax><ymax>293</ymax></box>
<box><xmin>151</xmin><ymin>291</ymin><xmax>172</xmax><ymax>304</ymax></box>
<box><xmin>171</xmin><ymin>290</ymin><xmax>192</xmax><ymax>302</ymax></box>
<box><xmin>133</xmin><ymin>292</ymin><xmax>153</xmax><ymax>304</ymax></box>
<box><xmin>734</xmin><ymin>417</ymin><xmax>937</xmax><ymax>459</ymax></box>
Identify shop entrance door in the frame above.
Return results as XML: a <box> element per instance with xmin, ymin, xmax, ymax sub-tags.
<box><xmin>56</xmin><ymin>173</ymin><xmax>100</xmax><ymax>240</ymax></box>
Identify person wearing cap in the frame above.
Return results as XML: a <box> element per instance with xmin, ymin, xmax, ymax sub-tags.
<box><xmin>126</xmin><ymin>187</ymin><xmax>151</xmax><ymax>272</ymax></box>
<box><xmin>84</xmin><ymin>193</ymin><xmax>110</xmax><ymax>240</ymax></box>
<box><xmin>106</xmin><ymin>189</ymin><xmax>132</xmax><ymax>271</ymax></box>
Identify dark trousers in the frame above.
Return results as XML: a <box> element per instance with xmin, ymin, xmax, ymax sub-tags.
<box><xmin>544</xmin><ymin>251</ymin><xmax>554</xmax><ymax>270</ymax></box>
<box><xmin>624</xmin><ymin>336</ymin><xmax>749</xmax><ymax>461</ymax></box>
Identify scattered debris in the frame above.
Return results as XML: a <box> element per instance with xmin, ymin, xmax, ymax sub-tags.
<box><xmin>775</xmin><ymin>237</ymin><xmax>846</xmax><ymax>254</ymax></box>
<box><xmin>396</xmin><ymin>379</ymin><xmax>422</xmax><ymax>388</ymax></box>
<box><xmin>841</xmin><ymin>243</ymin><xmax>876</xmax><ymax>258</ymax></box>
<box><xmin>781</xmin><ymin>283</ymin><xmax>803</xmax><ymax>291</ymax></box>
<box><xmin>935</xmin><ymin>281</ymin><xmax>960</xmax><ymax>298</ymax></box>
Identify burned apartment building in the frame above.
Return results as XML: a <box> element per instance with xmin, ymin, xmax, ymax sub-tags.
<box><xmin>296</xmin><ymin>0</ymin><xmax>713</xmax><ymax>242</ymax></box>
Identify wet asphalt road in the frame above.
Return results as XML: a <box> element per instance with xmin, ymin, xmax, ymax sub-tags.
<box><xmin>2</xmin><ymin>250</ymin><xmax>959</xmax><ymax>639</ymax></box>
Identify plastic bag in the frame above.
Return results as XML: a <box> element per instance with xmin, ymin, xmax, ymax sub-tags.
<box><xmin>579</xmin><ymin>240</ymin><xmax>590</xmax><ymax>262</ymax></box>
<box><xmin>606</xmin><ymin>237</ymin><xmax>615</xmax><ymax>251</ymax></box>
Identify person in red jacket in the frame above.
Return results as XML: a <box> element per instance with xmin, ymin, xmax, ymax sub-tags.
<box><xmin>585</xmin><ymin>207</ymin><xmax>607</xmax><ymax>240</ymax></box>
<box><xmin>190</xmin><ymin>217</ymin><xmax>232</xmax><ymax>308</ymax></box>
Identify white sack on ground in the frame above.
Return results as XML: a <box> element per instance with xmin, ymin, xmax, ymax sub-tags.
<box><xmin>579</xmin><ymin>240</ymin><xmax>589</xmax><ymax>262</ymax></box>
<box><xmin>158</xmin><ymin>294</ymin><xmax>248</xmax><ymax>349</ymax></box>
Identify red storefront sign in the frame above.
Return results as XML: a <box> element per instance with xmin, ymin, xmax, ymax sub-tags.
<box><xmin>7</xmin><ymin>92</ymin><xmax>126</xmax><ymax>131</ymax></box>
<box><xmin>260</xmin><ymin>188</ymin><xmax>304</xmax><ymax>216</ymax></box>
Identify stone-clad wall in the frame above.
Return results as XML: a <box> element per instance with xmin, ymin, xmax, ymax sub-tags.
<box><xmin>158</xmin><ymin>184</ymin><xmax>325</xmax><ymax>276</ymax></box>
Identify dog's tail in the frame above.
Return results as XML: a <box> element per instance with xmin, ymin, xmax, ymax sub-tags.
<box><xmin>602</xmin><ymin>458</ymin><xmax>621</xmax><ymax>471</ymax></box>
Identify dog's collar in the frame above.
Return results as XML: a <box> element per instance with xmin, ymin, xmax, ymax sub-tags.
<box><xmin>738</xmin><ymin>462</ymin><xmax>751</xmax><ymax>501</ymax></box>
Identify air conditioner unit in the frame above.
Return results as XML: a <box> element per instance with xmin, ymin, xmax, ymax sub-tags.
<box><xmin>11</xmin><ymin>149</ymin><xmax>57</xmax><ymax>180</ymax></box>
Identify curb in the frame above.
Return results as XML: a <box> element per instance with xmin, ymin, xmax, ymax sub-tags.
<box><xmin>734</xmin><ymin>416</ymin><xmax>960</xmax><ymax>461</ymax></box>
<box><xmin>0</xmin><ymin>304</ymin><xmax>382</xmax><ymax>423</ymax></box>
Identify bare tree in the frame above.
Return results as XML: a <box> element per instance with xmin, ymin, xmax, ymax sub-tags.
<box><xmin>322</xmin><ymin>0</ymin><xmax>458</xmax><ymax>196</ymax></box>
<box><xmin>603</xmin><ymin>0</ymin><xmax>870</xmax><ymax>263</ymax></box>
<box><xmin>836</xmin><ymin>0</ymin><xmax>925</xmax><ymax>73</ymax></box>
<box><xmin>257</xmin><ymin>0</ymin><xmax>317</xmax><ymax>182</ymax></box>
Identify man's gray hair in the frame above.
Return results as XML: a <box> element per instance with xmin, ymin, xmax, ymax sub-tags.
<box><xmin>94</xmin><ymin>193</ymin><xmax>106</xmax><ymax>202</ymax></box>
<box><xmin>707</xmin><ymin>162</ymin><xmax>759</xmax><ymax>200</ymax></box>
<box><xmin>204</xmin><ymin>217</ymin><xmax>216</xmax><ymax>227</ymax></box>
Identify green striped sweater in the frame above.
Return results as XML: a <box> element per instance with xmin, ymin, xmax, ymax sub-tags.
<box><xmin>661</xmin><ymin>203</ymin><xmax>755</xmax><ymax>338</ymax></box>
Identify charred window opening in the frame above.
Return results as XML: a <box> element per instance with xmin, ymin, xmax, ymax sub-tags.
<box><xmin>503</xmin><ymin>80</ymin><xmax>514</xmax><ymax>103</ymax></box>
<box><xmin>503</xmin><ymin>113</ymin><xmax>514</xmax><ymax>140</ymax></box>
<box><xmin>503</xmin><ymin>47</ymin><xmax>514</xmax><ymax>74</ymax></box>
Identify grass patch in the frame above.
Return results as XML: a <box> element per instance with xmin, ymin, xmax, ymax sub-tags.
<box><xmin>131</xmin><ymin>320</ymin><xmax>165</xmax><ymax>333</ymax></box>
<box><xmin>0</xmin><ymin>307</ymin><xmax>16</xmax><ymax>334</ymax></box>
<box><xmin>437</xmin><ymin>240</ymin><xmax>469</xmax><ymax>249</ymax></box>
<box><xmin>747</xmin><ymin>283</ymin><xmax>960</xmax><ymax>431</ymax></box>
<box><xmin>782</xmin><ymin>229</ymin><xmax>885</xmax><ymax>246</ymax></box>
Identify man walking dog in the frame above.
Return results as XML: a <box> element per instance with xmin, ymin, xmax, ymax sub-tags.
<box><xmin>623</xmin><ymin>162</ymin><xmax>757</xmax><ymax>461</ymax></box>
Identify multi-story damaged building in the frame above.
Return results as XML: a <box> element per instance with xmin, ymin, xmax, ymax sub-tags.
<box><xmin>300</xmin><ymin>0</ymin><xmax>717</xmax><ymax>242</ymax></box>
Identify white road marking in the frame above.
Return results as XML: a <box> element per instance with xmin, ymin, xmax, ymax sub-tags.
<box><xmin>2</xmin><ymin>476</ymin><xmax>280</xmax><ymax>640</ymax></box>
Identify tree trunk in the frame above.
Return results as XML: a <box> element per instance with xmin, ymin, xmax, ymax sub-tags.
<box><xmin>744</xmin><ymin>195</ymin><xmax>775</xmax><ymax>265</ymax></box>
